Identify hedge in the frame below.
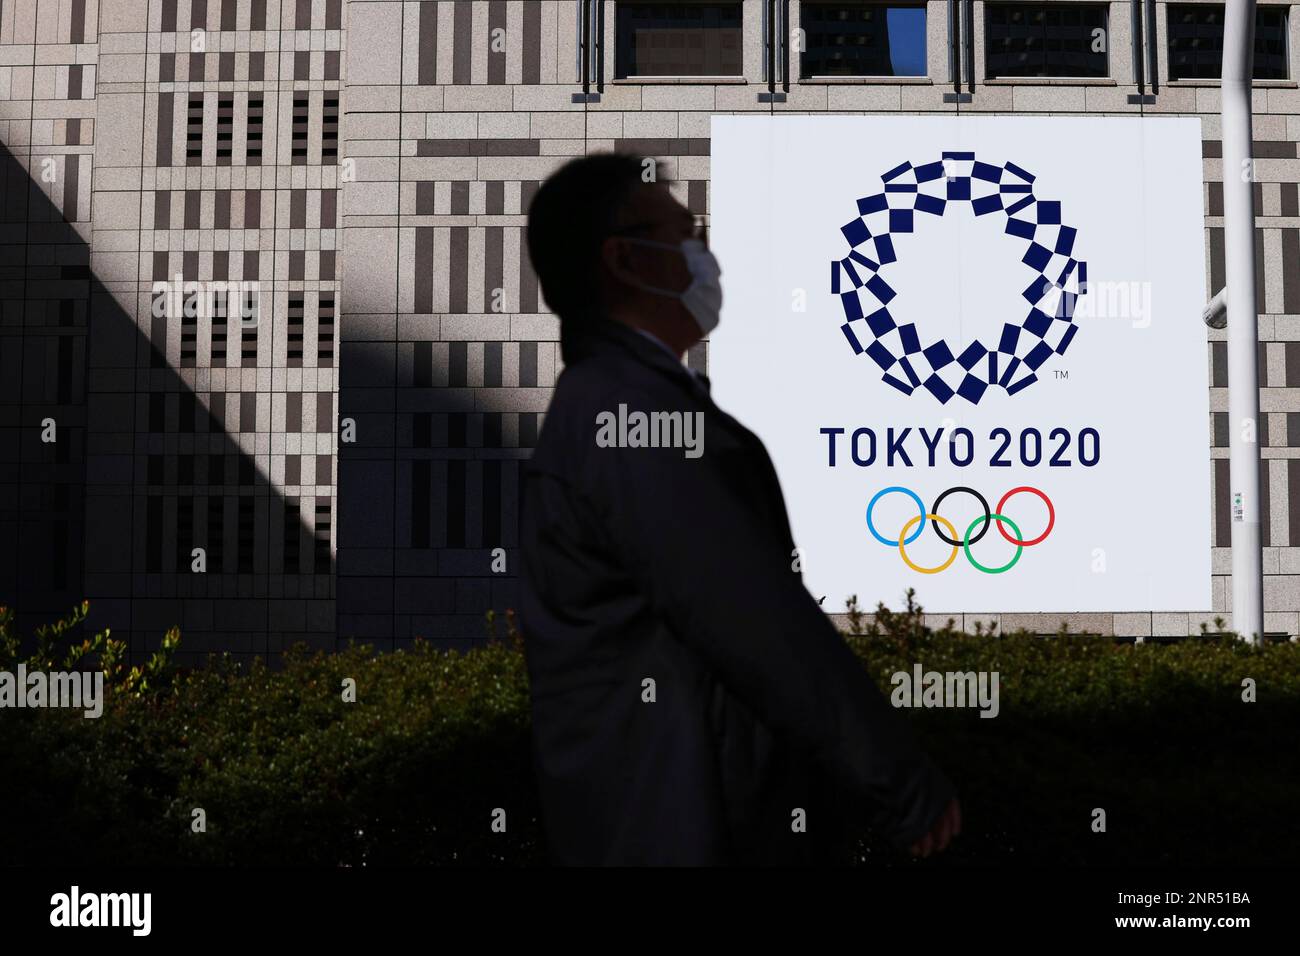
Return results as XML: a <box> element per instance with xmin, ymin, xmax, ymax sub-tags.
<box><xmin>1</xmin><ymin>598</ymin><xmax>1298</xmax><ymax>866</ymax></box>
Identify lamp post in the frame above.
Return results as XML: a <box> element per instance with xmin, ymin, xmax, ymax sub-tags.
<box><xmin>1218</xmin><ymin>0</ymin><xmax>1265</xmax><ymax>641</ymax></box>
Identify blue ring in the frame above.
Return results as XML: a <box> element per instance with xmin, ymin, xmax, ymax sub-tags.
<box><xmin>867</xmin><ymin>486</ymin><xmax>926</xmax><ymax>546</ymax></box>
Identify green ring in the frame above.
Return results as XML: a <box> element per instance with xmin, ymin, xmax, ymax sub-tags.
<box><xmin>963</xmin><ymin>513</ymin><xmax>1023</xmax><ymax>574</ymax></box>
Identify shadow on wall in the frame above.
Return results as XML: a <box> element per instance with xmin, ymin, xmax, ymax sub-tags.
<box><xmin>0</xmin><ymin>141</ymin><xmax>332</xmax><ymax>666</ymax></box>
<box><xmin>336</xmin><ymin>281</ymin><xmax>527</xmax><ymax>651</ymax></box>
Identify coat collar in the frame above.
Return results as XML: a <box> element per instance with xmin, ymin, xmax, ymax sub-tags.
<box><xmin>561</xmin><ymin>319</ymin><xmax>711</xmax><ymax>395</ymax></box>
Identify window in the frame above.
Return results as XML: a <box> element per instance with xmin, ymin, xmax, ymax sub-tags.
<box><xmin>1167</xmin><ymin>5</ymin><xmax>1289</xmax><ymax>81</ymax></box>
<box><xmin>185</xmin><ymin>94</ymin><xmax>204</xmax><ymax>165</ymax></box>
<box><xmin>800</xmin><ymin>2</ymin><xmax>927</xmax><ymax>78</ymax></box>
<box><xmin>322</xmin><ymin>95</ymin><xmax>339</xmax><ymax>162</ymax></box>
<box><xmin>314</xmin><ymin>500</ymin><xmax>331</xmax><ymax>571</ymax></box>
<box><xmin>216</xmin><ymin>95</ymin><xmax>233</xmax><ymax>165</ymax></box>
<box><xmin>615</xmin><ymin>1</ymin><xmax>743</xmax><ymax>78</ymax></box>
<box><xmin>291</xmin><ymin>95</ymin><xmax>309</xmax><ymax>164</ymax></box>
<box><xmin>285</xmin><ymin>499</ymin><xmax>301</xmax><ymax>572</ymax></box>
<box><xmin>984</xmin><ymin>3</ymin><xmax>1108</xmax><ymax>79</ymax></box>
<box><xmin>318</xmin><ymin>294</ymin><xmax>335</xmax><ymax>368</ymax></box>
<box><xmin>288</xmin><ymin>295</ymin><xmax>305</xmax><ymax>367</ymax></box>
<box><xmin>246</xmin><ymin>95</ymin><xmax>263</xmax><ymax>165</ymax></box>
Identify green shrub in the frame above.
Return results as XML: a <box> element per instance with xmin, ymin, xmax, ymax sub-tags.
<box><xmin>0</xmin><ymin>601</ymin><xmax>180</xmax><ymax>698</ymax></box>
<box><xmin>1</xmin><ymin>599</ymin><xmax>1297</xmax><ymax>866</ymax></box>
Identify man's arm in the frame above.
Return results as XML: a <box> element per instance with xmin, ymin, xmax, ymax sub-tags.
<box><xmin>583</xmin><ymin>388</ymin><xmax>955</xmax><ymax>850</ymax></box>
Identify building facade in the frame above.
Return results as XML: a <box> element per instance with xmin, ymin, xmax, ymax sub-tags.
<box><xmin>2</xmin><ymin>0</ymin><xmax>1299</xmax><ymax>661</ymax></box>
<box><xmin>2</xmin><ymin>0</ymin><xmax>342</xmax><ymax>662</ymax></box>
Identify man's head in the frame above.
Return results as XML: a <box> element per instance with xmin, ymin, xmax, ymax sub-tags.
<box><xmin>526</xmin><ymin>153</ymin><xmax>720</xmax><ymax>357</ymax></box>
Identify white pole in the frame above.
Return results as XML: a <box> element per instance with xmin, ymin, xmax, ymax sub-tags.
<box><xmin>1221</xmin><ymin>0</ymin><xmax>1264</xmax><ymax>642</ymax></box>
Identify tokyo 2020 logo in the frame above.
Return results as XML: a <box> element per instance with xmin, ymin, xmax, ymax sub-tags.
<box><xmin>831</xmin><ymin>153</ymin><xmax>1088</xmax><ymax>405</ymax></box>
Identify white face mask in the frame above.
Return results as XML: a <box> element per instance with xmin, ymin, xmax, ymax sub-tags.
<box><xmin>622</xmin><ymin>238</ymin><xmax>724</xmax><ymax>336</ymax></box>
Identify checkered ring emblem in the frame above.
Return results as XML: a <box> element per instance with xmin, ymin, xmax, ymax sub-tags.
<box><xmin>831</xmin><ymin>153</ymin><xmax>1088</xmax><ymax>405</ymax></box>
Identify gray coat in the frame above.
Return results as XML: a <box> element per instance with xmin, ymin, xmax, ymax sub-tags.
<box><xmin>520</xmin><ymin>319</ymin><xmax>954</xmax><ymax>865</ymax></box>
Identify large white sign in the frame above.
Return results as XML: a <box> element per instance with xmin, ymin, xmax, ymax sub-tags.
<box><xmin>710</xmin><ymin>116</ymin><xmax>1211</xmax><ymax>613</ymax></box>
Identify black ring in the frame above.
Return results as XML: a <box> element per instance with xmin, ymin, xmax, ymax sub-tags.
<box><xmin>930</xmin><ymin>486</ymin><xmax>991</xmax><ymax>546</ymax></box>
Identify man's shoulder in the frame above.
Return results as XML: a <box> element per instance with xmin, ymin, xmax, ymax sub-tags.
<box><xmin>550</xmin><ymin>352</ymin><xmax>695</xmax><ymax>422</ymax></box>
<box><xmin>529</xmin><ymin>353</ymin><xmax>701</xmax><ymax>479</ymax></box>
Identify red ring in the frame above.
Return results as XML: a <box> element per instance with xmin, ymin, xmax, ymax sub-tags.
<box><xmin>995</xmin><ymin>486</ymin><xmax>1055</xmax><ymax>547</ymax></box>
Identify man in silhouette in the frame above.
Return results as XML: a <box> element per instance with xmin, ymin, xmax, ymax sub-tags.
<box><xmin>520</xmin><ymin>154</ymin><xmax>960</xmax><ymax>865</ymax></box>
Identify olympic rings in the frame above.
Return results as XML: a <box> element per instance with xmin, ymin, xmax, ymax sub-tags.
<box><xmin>899</xmin><ymin>514</ymin><xmax>960</xmax><ymax>574</ymax></box>
<box><xmin>995</xmin><ymin>486</ymin><xmax>1055</xmax><ymax>546</ymax></box>
<box><xmin>866</xmin><ymin>486</ymin><xmax>927</xmax><ymax>546</ymax></box>
<box><xmin>963</xmin><ymin>513</ymin><xmax>1022</xmax><ymax>575</ymax></box>
<box><xmin>930</xmin><ymin>486</ymin><xmax>991</xmax><ymax>546</ymax></box>
<box><xmin>865</xmin><ymin>486</ymin><xmax>1054</xmax><ymax>572</ymax></box>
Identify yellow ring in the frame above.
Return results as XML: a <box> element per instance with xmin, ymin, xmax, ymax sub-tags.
<box><xmin>898</xmin><ymin>513</ymin><xmax>960</xmax><ymax>574</ymax></box>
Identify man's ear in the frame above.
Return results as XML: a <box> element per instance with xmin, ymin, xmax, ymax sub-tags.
<box><xmin>601</xmin><ymin>235</ymin><xmax>636</xmax><ymax>289</ymax></box>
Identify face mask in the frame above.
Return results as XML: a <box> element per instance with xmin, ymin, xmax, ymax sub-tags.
<box><xmin>622</xmin><ymin>238</ymin><xmax>724</xmax><ymax>336</ymax></box>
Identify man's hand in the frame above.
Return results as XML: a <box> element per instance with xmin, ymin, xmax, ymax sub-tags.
<box><xmin>908</xmin><ymin>796</ymin><xmax>962</xmax><ymax>859</ymax></box>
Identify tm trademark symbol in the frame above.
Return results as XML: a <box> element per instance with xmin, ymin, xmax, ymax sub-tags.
<box><xmin>1055</xmin><ymin>369</ymin><xmax>1069</xmax><ymax>380</ymax></box>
